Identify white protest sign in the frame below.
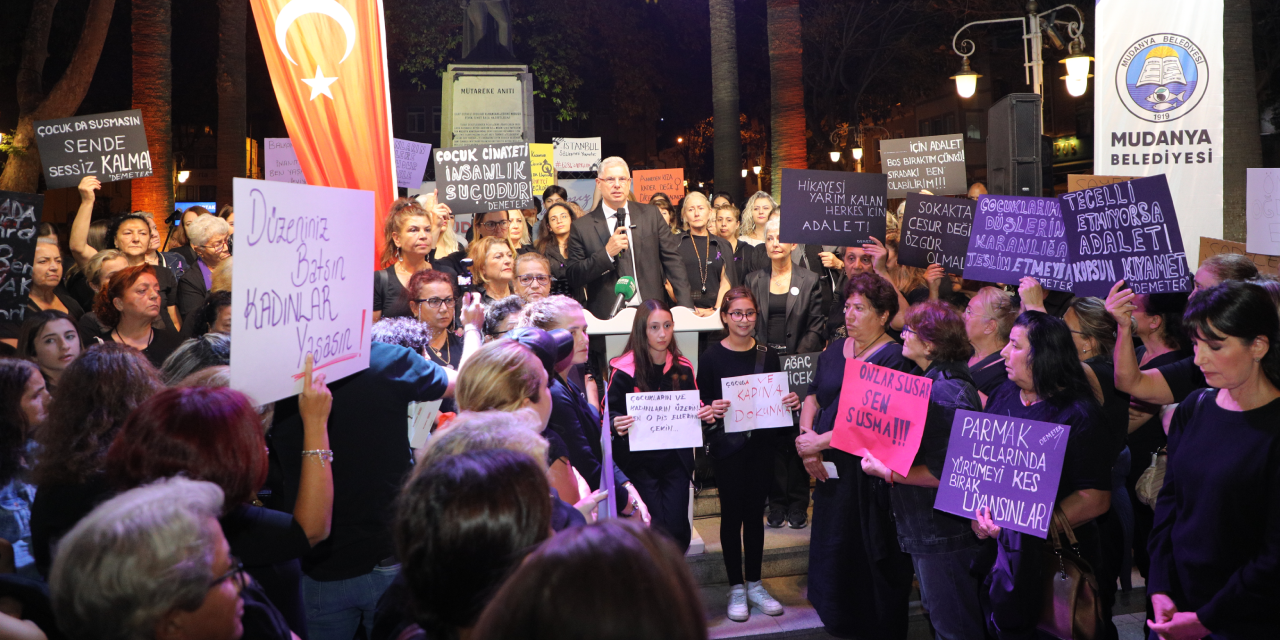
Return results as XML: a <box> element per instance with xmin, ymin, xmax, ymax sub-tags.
<box><xmin>1246</xmin><ymin>168</ymin><xmax>1280</xmax><ymax>255</ymax></box>
<box><xmin>721</xmin><ymin>373</ymin><xmax>792</xmax><ymax>433</ymax></box>
<box><xmin>560</xmin><ymin>179</ymin><xmax>596</xmax><ymax>212</ymax></box>
<box><xmin>394</xmin><ymin>139</ymin><xmax>433</xmax><ymax>190</ymax></box>
<box><xmin>408</xmin><ymin>399</ymin><xmax>443</xmax><ymax>449</ymax></box>
<box><xmin>552</xmin><ymin>137</ymin><xmax>601</xmax><ymax>172</ymax></box>
<box><xmin>231</xmin><ymin>178</ymin><xmax>373</xmax><ymax>405</ymax></box>
<box><xmin>264</xmin><ymin>138</ymin><xmax>306</xmax><ymax>184</ymax></box>
<box><xmin>625</xmin><ymin>390</ymin><xmax>703</xmax><ymax>452</ymax></box>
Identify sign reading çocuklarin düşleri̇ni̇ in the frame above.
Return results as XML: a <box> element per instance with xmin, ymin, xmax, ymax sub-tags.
<box><xmin>434</xmin><ymin>144</ymin><xmax>534</xmax><ymax>215</ymax></box>
<box><xmin>33</xmin><ymin>110</ymin><xmax>152</xmax><ymax>190</ymax></box>
<box><xmin>779</xmin><ymin>168</ymin><xmax>887</xmax><ymax>246</ymax></box>
<box><xmin>964</xmin><ymin>195</ymin><xmax>1073</xmax><ymax>292</ymax></box>
<box><xmin>878</xmin><ymin>134</ymin><xmax>968</xmax><ymax>198</ymax></box>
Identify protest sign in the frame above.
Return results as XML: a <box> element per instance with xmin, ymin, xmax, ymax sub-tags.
<box><xmin>964</xmin><ymin>195</ymin><xmax>1072</xmax><ymax>291</ymax></box>
<box><xmin>1247</xmin><ymin>168</ymin><xmax>1280</xmax><ymax>255</ymax></box>
<box><xmin>721</xmin><ymin>373</ymin><xmax>792</xmax><ymax>433</ymax></box>
<box><xmin>779</xmin><ymin>168</ymin><xmax>887</xmax><ymax>246</ymax></box>
<box><xmin>231</xmin><ymin>178</ymin><xmax>373</xmax><ymax>405</ymax></box>
<box><xmin>408</xmin><ymin>399</ymin><xmax>443</xmax><ymax>449</ymax></box>
<box><xmin>625</xmin><ymin>390</ymin><xmax>703</xmax><ymax>451</ymax></box>
<box><xmin>394</xmin><ymin>139</ymin><xmax>433</xmax><ymax>190</ymax></box>
<box><xmin>933</xmin><ymin>409</ymin><xmax>1070</xmax><ymax>538</ymax></box>
<box><xmin>264</xmin><ymin>138</ymin><xmax>306</xmax><ymax>184</ymax></box>
<box><xmin>780</xmin><ymin>353</ymin><xmax>820</xmax><ymax>399</ymax></box>
<box><xmin>552</xmin><ymin>137</ymin><xmax>601</xmax><ymax>172</ymax></box>
<box><xmin>529</xmin><ymin>143</ymin><xmax>555</xmax><ymax>197</ymax></box>
<box><xmin>1067</xmin><ymin>174</ymin><xmax>1140</xmax><ymax>192</ymax></box>
<box><xmin>561</xmin><ymin>179</ymin><xmax>596</xmax><ymax>212</ymax></box>
<box><xmin>878</xmin><ymin>134</ymin><xmax>967</xmax><ymax>198</ymax></box>
<box><xmin>0</xmin><ymin>191</ymin><xmax>42</xmax><ymax>326</ymax></box>
<box><xmin>1199</xmin><ymin>236</ymin><xmax>1279</xmax><ymax>276</ymax></box>
<box><xmin>34</xmin><ymin>110</ymin><xmax>151</xmax><ymax>190</ymax></box>
<box><xmin>434</xmin><ymin>144</ymin><xmax>534</xmax><ymax>215</ymax></box>
<box><xmin>1059</xmin><ymin>174</ymin><xmax>1191</xmax><ymax>297</ymax></box>
<box><xmin>632</xmin><ymin>169</ymin><xmax>685</xmax><ymax>204</ymax></box>
<box><xmin>897</xmin><ymin>194</ymin><xmax>973</xmax><ymax>274</ymax></box>
<box><xmin>830</xmin><ymin>360</ymin><xmax>932</xmax><ymax>476</ymax></box>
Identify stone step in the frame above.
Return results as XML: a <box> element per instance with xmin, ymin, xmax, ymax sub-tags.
<box><xmin>686</xmin><ymin>508</ymin><xmax>811</xmax><ymax>586</ymax></box>
<box><xmin>694</xmin><ymin>487</ymin><xmax>721</xmax><ymax>518</ymax></box>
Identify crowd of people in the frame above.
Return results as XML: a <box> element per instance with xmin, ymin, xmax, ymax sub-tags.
<box><xmin>0</xmin><ymin>157</ymin><xmax>1276</xmax><ymax>640</ymax></box>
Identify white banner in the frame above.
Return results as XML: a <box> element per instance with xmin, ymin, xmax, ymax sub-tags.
<box><xmin>264</xmin><ymin>138</ymin><xmax>306</xmax><ymax>184</ymax></box>
<box><xmin>1095</xmin><ymin>0</ymin><xmax>1223</xmax><ymax>267</ymax></box>
<box><xmin>231</xmin><ymin>178</ymin><xmax>373</xmax><ymax>405</ymax></box>
<box><xmin>552</xmin><ymin>137</ymin><xmax>601</xmax><ymax>172</ymax></box>
<box><xmin>625</xmin><ymin>390</ymin><xmax>703</xmax><ymax>452</ymax></box>
<box><xmin>721</xmin><ymin>373</ymin><xmax>792</xmax><ymax>433</ymax></box>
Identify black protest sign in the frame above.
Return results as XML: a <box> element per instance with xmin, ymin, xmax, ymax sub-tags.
<box><xmin>33</xmin><ymin>110</ymin><xmax>152</xmax><ymax>190</ymax></box>
<box><xmin>434</xmin><ymin>144</ymin><xmax>534</xmax><ymax>215</ymax></box>
<box><xmin>897</xmin><ymin>194</ymin><xmax>974</xmax><ymax>274</ymax></box>
<box><xmin>963</xmin><ymin>195</ymin><xmax>1073</xmax><ymax>292</ymax></box>
<box><xmin>1058</xmin><ymin>175</ymin><xmax>1191</xmax><ymax>298</ymax></box>
<box><xmin>780</xmin><ymin>352</ymin><xmax>821</xmax><ymax>399</ymax></box>
<box><xmin>878</xmin><ymin>134</ymin><xmax>968</xmax><ymax>198</ymax></box>
<box><xmin>779</xmin><ymin>169</ymin><xmax>887</xmax><ymax>246</ymax></box>
<box><xmin>0</xmin><ymin>191</ymin><xmax>43</xmax><ymax>325</ymax></box>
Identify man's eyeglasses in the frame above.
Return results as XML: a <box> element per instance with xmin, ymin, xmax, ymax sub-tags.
<box><xmin>517</xmin><ymin>274</ymin><xmax>550</xmax><ymax>286</ymax></box>
<box><xmin>413</xmin><ymin>297</ymin><xmax>456</xmax><ymax>309</ymax></box>
<box><xmin>727</xmin><ymin>310</ymin><xmax>757</xmax><ymax>321</ymax></box>
<box><xmin>598</xmin><ymin>177</ymin><xmax>630</xmax><ymax>185</ymax></box>
<box><xmin>210</xmin><ymin>557</ymin><xmax>247</xmax><ymax>590</ymax></box>
<box><xmin>479</xmin><ymin>219</ymin><xmax>511</xmax><ymax>231</ymax></box>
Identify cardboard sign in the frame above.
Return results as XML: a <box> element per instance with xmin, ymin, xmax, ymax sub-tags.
<box><xmin>264</xmin><ymin>138</ymin><xmax>306</xmax><ymax>184</ymax></box>
<box><xmin>933</xmin><ymin>410</ymin><xmax>1070</xmax><ymax>538</ymax></box>
<box><xmin>552</xmin><ymin>137</ymin><xmax>601</xmax><ymax>172</ymax></box>
<box><xmin>721</xmin><ymin>373</ymin><xmax>792</xmax><ymax>433</ymax></box>
<box><xmin>1246</xmin><ymin>168</ymin><xmax>1280</xmax><ymax>255</ymax></box>
<box><xmin>781</xmin><ymin>352</ymin><xmax>821</xmax><ymax>399</ymax></box>
<box><xmin>0</xmin><ymin>191</ymin><xmax>42</xmax><ymax>326</ymax></box>
<box><xmin>878</xmin><ymin>134</ymin><xmax>967</xmax><ymax>198</ymax></box>
<box><xmin>33</xmin><ymin>109</ymin><xmax>151</xmax><ymax>189</ymax></box>
<box><xmin>779</xmin><ymin>168</ymin><xmax>887</xmax><ymax>246</ymax></box>
<box><xmin>434</xmin><ymin>144</ymin><xmax>534</xmax><ymax>215</ymax></box>
<box><xmin>1059</xmin><ymin>175</ymin><xmax>1191</xmax><ymax>297</ymax></box>
<box><xmin>625</xmin><ymin>390</ymin><xmax>703</xmax><ymax>451</ymax></box>
<box><xmin>230</xmin><ymin>178</ymin><xmax>373</xmax><ymax>405</ymax></box>
<box><xmin>394</xmin><ymin>139</ymin><xmax>433</xmax><ymax>190</ymax></box>
<box><xmin>897</xmin><ymin>194</ymin><xmax>974</xmax><ymax>274</ymax></box>
<box><xmin>964</xmin><ymin>195</ymin><xmax>1072</xmax><ymax>291</ymax></box>
<box><xmin>529</xmin><ymin>143</ymin><xmax>555</xmax><ymax>198</ymax></box>
<box><xmin>1067</xmin><ymin>174</ymin><xmax>1140</xmax><ymax>192</ymax></box>
<box><xmin>633</xmin><ymin>168</ymin><xmax>685</xmax><ymax>204</ymax></box>
<box><xmin>1199</xmin><ymin>236</ymin><xmax>1279</xmax><ymax>276</ymax></box>
<box><xmin>830</xmin><ymin>360</ymin><xmax>932</xmax><ymax>477</ymax></box>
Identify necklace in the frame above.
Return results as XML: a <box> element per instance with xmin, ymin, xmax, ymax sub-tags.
<box><xmin>1019</xmin><ymin>388</ymin><xmax>1038</xmax><ymax>406</ymax></box>
<box><xmin>114</xmin><ymin>326</ymin><xmax>155</xmax><ymax>351</ymax></box>
<box><xmin>690</xmin><ymin>234</ymin><xmax>710</xmax><ymax>294</ymax></box>
<box><xmin>428</xmin><ymin>332</ymin><xmax>453</xmax><ymax>367</ymax></box>
<box><xmin>853</xmin><ymin>332</ymin><xmax>887</xmax><ymax>360</ymax></box>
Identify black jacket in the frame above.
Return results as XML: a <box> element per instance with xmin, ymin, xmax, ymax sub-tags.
<box><xmin>176</xmin><ymin>260</ymin><xmax>209</xmax><ymax>320</ymax></box>
<box><xmin>746</xmin><ymin>266</ymin><xmax>826</xmax><ymax>354</ymax></box>
<box><xmin>567</xmin><ymin>201</ymin><xmax>692</xmax><ymax>319</ymax></box>
<box><xmin>548</xmin><ymin>377</ymin><xmax>630</xmax><ymax>511</ymax></box>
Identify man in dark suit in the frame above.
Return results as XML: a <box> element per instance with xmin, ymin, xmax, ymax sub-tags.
<box><xmin>566</xmin><ymin>157</ymin><xmax>693</xmax><ymax>319</ymax></box>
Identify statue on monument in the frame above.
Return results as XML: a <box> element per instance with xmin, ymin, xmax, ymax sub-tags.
<box><xmin>461</xmin><ymin>0</ymin><xmax>515</xmax><ymax>60</ymax></box>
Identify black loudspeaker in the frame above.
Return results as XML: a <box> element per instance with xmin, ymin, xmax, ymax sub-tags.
<box><xmin>986</xmin><ymin>93</ymin><xmax>1042</xmax><ymax>197</ymax></box>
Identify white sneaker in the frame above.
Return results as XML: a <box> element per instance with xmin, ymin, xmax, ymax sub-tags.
<box><xmin>746</xmin><ymin>580</ymin><xmax>784</xmax><ymax>616</ymax></box>
<box><xmin>727</xmin><ymin>584</ymin><xmax>749</xmax><ymax>622</ymax></box>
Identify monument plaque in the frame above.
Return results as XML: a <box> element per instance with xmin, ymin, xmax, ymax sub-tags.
<box><xmin>441</xmin><ymin>65</ymin><xmax>534</xmax><ymax>147</ymax></box>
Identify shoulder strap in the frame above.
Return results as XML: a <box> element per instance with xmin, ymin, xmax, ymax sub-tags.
<box><xmin>376</xmin><ymin>268</ymin><xmax>390</xmax><ymax>294</ymax></box>
<box><xmin>753</xmin><ymin>342</ymin><xmax>768</xmax><ymax>375</ymax></box>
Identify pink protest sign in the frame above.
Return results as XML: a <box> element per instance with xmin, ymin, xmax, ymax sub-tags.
<box><xmin>830</xmin><ymin>359</ymin><xmax>932</xmax><ymax>476</ymax></box>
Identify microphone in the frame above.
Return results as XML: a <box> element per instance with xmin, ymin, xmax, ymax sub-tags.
<box><xmin>610</xmin><ymin>276</ymin><xmax>638</xmax><ymax>319</ymax></box>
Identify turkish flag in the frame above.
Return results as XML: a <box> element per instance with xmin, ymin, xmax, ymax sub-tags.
<box><xmin>249</xmin><ymin>0</ymin><xmax>396</xmax><ymax>262</ymax></box>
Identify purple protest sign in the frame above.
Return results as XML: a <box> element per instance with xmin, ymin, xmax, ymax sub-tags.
<box><xmin>933</xmin><ymin>409</ymin><xmax>1069</xmax><ymax>538</ymax></box>
<box><xmin>1058</xmin><ymin>174</ymin><xmax>1192</xmax><ymax>298</ymax></box>
<box><xmin>963</xmin><ymin>195</ymin><xmax>1073</xmax><ymax>291</ymax></box>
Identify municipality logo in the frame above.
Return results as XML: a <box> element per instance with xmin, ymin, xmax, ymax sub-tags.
<box><xmin>1115</xmin><ymin>34</ymin><xmax>1209</xmax><ymax>123</ymax></box>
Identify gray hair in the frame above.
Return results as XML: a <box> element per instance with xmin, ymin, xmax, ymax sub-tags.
<box><xmin>85</xmin><ymin>249</ymin><xmax>127</xmax><ymax>287</ymax></box>
<box><xmin>51</xmin><ymin>477</ymin><xmax>226</xmax><ymax>640</ymax></box>
<box><xmin>598</xmin><ymin>156</ymin><xmax>630</xmax><ymax>178</ymax></box>
<box><xmin>740</xmin><ymin>191</ymin><xmax>777</xmax><ymax>238</ymax></box>
<box><xmin>187</xmin><ymin>214</ymin><xmax>231</xmax><ymax>248</ymax></box>
<box><xmin>160</xmin><ymin>333</ymin><xmax>231</xmax><ymax>386</ymax></box>
<box><xmin>764</xmin><ymin>216</ymin><xmax>781</xmax><ymax>237</ymax></box>
<box><xmin>418</xmin><ymin>409</ymin><xmax>548</xmax><ymax>472</ymax></box>
<box><xmin>484</xmin><ymin>295</ymin><xmax>527</xmax><ymax>337</ymax></box>
<box><xmin>371</xmin><ymin>316</ymin><xmax>434</xmax><ymax>352</ymax></box>
<box><xmin>516</xmin><ymin>295</ymin><xmax>581</xmax><ymax>331</ymax></box>
<box><xmin>679</xmin><ymin>192</ymin><xmax>712</xmax><ymax>232</ymax></box>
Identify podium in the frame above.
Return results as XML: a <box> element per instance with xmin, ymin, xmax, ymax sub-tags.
<box><xmin>585</xmin><ymin>306</ymin><xmax>724</xmax><ymax>371</ymax></box>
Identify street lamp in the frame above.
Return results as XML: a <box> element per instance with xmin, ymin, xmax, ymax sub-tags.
<box><xmin>852</xmin><ymin>147</ymin><xmax>864</xmax><ymax>161</ymax></box>
<box><xmin>829</xmin><ymin>151</ymin><xmax>841</xmax><ymax>163</ymax></box>
<box><xmin>752</xmin><ymin>165</ymin><xmax>761</xmax><ymax>176</ymax></box>
<box><xmin>741</xmin><ymin>168</ymin><xmax>748</xmax><ymax>178</ymax></box>
<box><xmin>951</xmin><ymin>1</ymin><xmax>1087</xmax><ymax>98</ymax></box>
<box><xmin>951</xmin><ymin>57</ymin><xmax>982</xmax><ymax>99</ymax></box>
<box><xmin>1060</xmin><ymin>40</ymin><xmax>1093</xmax><ymax>97</ymax></box>
<box><xmin>178</xmin><ymin>171</ymin><xmax>190</xmax><ymax>183</ymax></box>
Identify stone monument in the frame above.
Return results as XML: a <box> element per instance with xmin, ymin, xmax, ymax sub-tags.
<box><xmin>442</xmin><ymin>0</ymin><xmax>533</xmax><ymax>147</ymax></box>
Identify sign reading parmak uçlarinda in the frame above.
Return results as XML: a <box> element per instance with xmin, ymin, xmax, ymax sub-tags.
<box><xmin>779</xmin><ymin>168</ymin><xmax>887</xmax><ymax>246</ymax></box>
<box><xmin>434</xmin><ymin>144</ymin><xmax>534</xmax><ymax>215</ymax></box>
<box><xmin>897</xmin><ymin>194</ymin><xmax>974</xmax><ymax>274</ymax></box>
<box><xmin>33</xmin><ymin>110</ymin><xmax>152</xmax><ymax>190</ymax></box>
<box><xmin>964</xmin><ymin>195</ymin><xmax>1073</xmax><ymax>292</ymax></box>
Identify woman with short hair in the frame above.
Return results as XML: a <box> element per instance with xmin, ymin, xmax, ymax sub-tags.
<box><xmin>158</xmin><ymin>333</ymin><xmax>231</xmax><ymax>385</ymax></box>
<box><xmin>964</xmin><ymin>286</ymin><xmax>1018</xmax><ymax>404</ymax></box>
<box><xmin>93</xmin><ymin>264</ymin><xmax>183</xmax><ymax>368</ymax></box>
<box><xmin>673</xmin><ymin>192</ymin><xmax>731</xmax><ymax>316</ymax></box>
<box><xmin>176</xmin><ymin>214</ymin><xmax>232</xmax><ymax>319</ymax></box>
<box><xmin>468</xmin><ymin>236</ymin><xmax>516</xmax><ymax>304</ymax></box>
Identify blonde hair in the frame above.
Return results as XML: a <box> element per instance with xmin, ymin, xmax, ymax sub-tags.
<box><xmin>85</xmin><ymin>249</ymin><xmax>127</xmax><ymax>287</ymax></box>
<box><xmin>380</xmin><ymin>199</ymin><xmax>435</xmax><ymax>268</ymax></box>
<box><xmin>211</xmin><ymin>256</ymin><xmax>233</xmax><ymax>293</ymax></box>
<box><xmin>456</xmin><ymin>339</ymin><xmax>547</xmax><ymax>413</ymax></box>
<box><xmin>419</xmin><ymin>409</ymin><xmax>548</xmax><ymax>473</ymax></box>
<box><xmin>972</xmin><ymin>286</ymin><xmax>1018</xmax><ymax>341</ymax></box>
<box><xmin>467</xmin><ymin>236</ymin><xmax>515</xmax><ymax>287</ymax></box>
<box><xmin>517</xmin><ymin>295</ymin><xmax>582</xmax><ymax>331</ymax></box>
<box><xmin>740</xmin><ymin>191</ymin><xmax>777</xmax><ymax>239</ymax></box>
<box><xmin>679</xmin><ymin>192</ymin><xmax>712</xmax><ymax>232</ymax></box>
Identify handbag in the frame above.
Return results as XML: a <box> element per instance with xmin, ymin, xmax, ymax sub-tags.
<box><xmin>703</xmin><ymin>343</ymin><xmax>767</xmax><ymax>460</ymax></box>
<box><xmin>1038</xmin><ymin>508</ymin><xmax>1103</xmax><ymax>640</ymax></box>
<box><xmin>1135</xmin><ymin>447</ymin><xmax>1167</xmax><ymax>507</ymax></box>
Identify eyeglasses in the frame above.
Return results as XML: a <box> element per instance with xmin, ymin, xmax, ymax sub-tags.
<box><xmin>598</xmin><ymin>177</ymin><xmax>630</xmax><ymax>185</ymax></box>
<box><xmin>900</xmin><ymin>325</ymin><xmax>915</xmax><ymax>336</ymax></box>
<box><xmin>479</xmin><ymin>220</ymin><xmax>511</xmax><ymax>231</ymax></box>
<box><xmin>413</xmin><ymin>297</ymin><xmax>456</xmax><ymax>309</ymax></box>
<box><xmin>209</xmin><ymin>557</ymin><xmax>247</xmax><ymax>590</ymax></box>
<box><xmin>202</xmin><ymin>238</ymin><xmax>229</xmax><ymax>251</ymax></box>
<box><xmin>727</xmin><ymin>310</ymin><xmax>757</xmax><ymax>321</ymax></box>
<box><xmin>517</xmin><ymin>274</ymin><xmax>550</xmax><ymax>286</ymax></box>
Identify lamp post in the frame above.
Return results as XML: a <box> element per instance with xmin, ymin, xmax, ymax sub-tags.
<box><xmin>950</xmin><ymin>1</ymin><xmax>1089</xmax><ymax>99</ymax></box>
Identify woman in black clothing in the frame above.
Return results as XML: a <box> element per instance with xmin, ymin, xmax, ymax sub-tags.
<box><xmin>468</xmin><ymin>236</ymin><xmax>516</xmax><ymax>304</ymax></box>
<box><xmin>374</xmin><ymin>199</ymin><xmax>438</xmax><ymax>323</ymax></box>
<box><xmin>972</xmin><ymin>311</ymin><xmax>1113</xmax><ymax>640</ymax></box>
<box><xmin>608</xmin><ymin>300</ymin><xmax>715</xmax><ymax>552</ymax></box>
<box><xmin>17</xmin><ymin>310</ymin><xmax>81</xmax><ymax>394</ymax></box>
<box><xmin>793</xmin><ymin>272</ymin><xmax>915</xmax><ymax>639</ymax></box>
<box><xmin>1145</xmin><ymin>282</ymin><xmax>1280</xmax><ymax>640</ymax></box>
<box><xmin>672</xmin><ymin>192</ymin><xmax>731</xmax><ymax>316</ymax></box>
<box><xmin>697</xmin><ymin>287</ymin><xmax>800</xmax><ymax>622</ymax></box>
<box><xmin>965</xmin><ymin>286</ymin><xmax>1018</xmax><ymax>405</ymax></box>
<box><xmin>534</xmin><ymin>203</ymin><xmax>575</xmax><ymax>285</ymax></box>
<box><xmin>93</xmin><ymin>264</ymin><xmax>183</xmax><ymax>368</ymax></box>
